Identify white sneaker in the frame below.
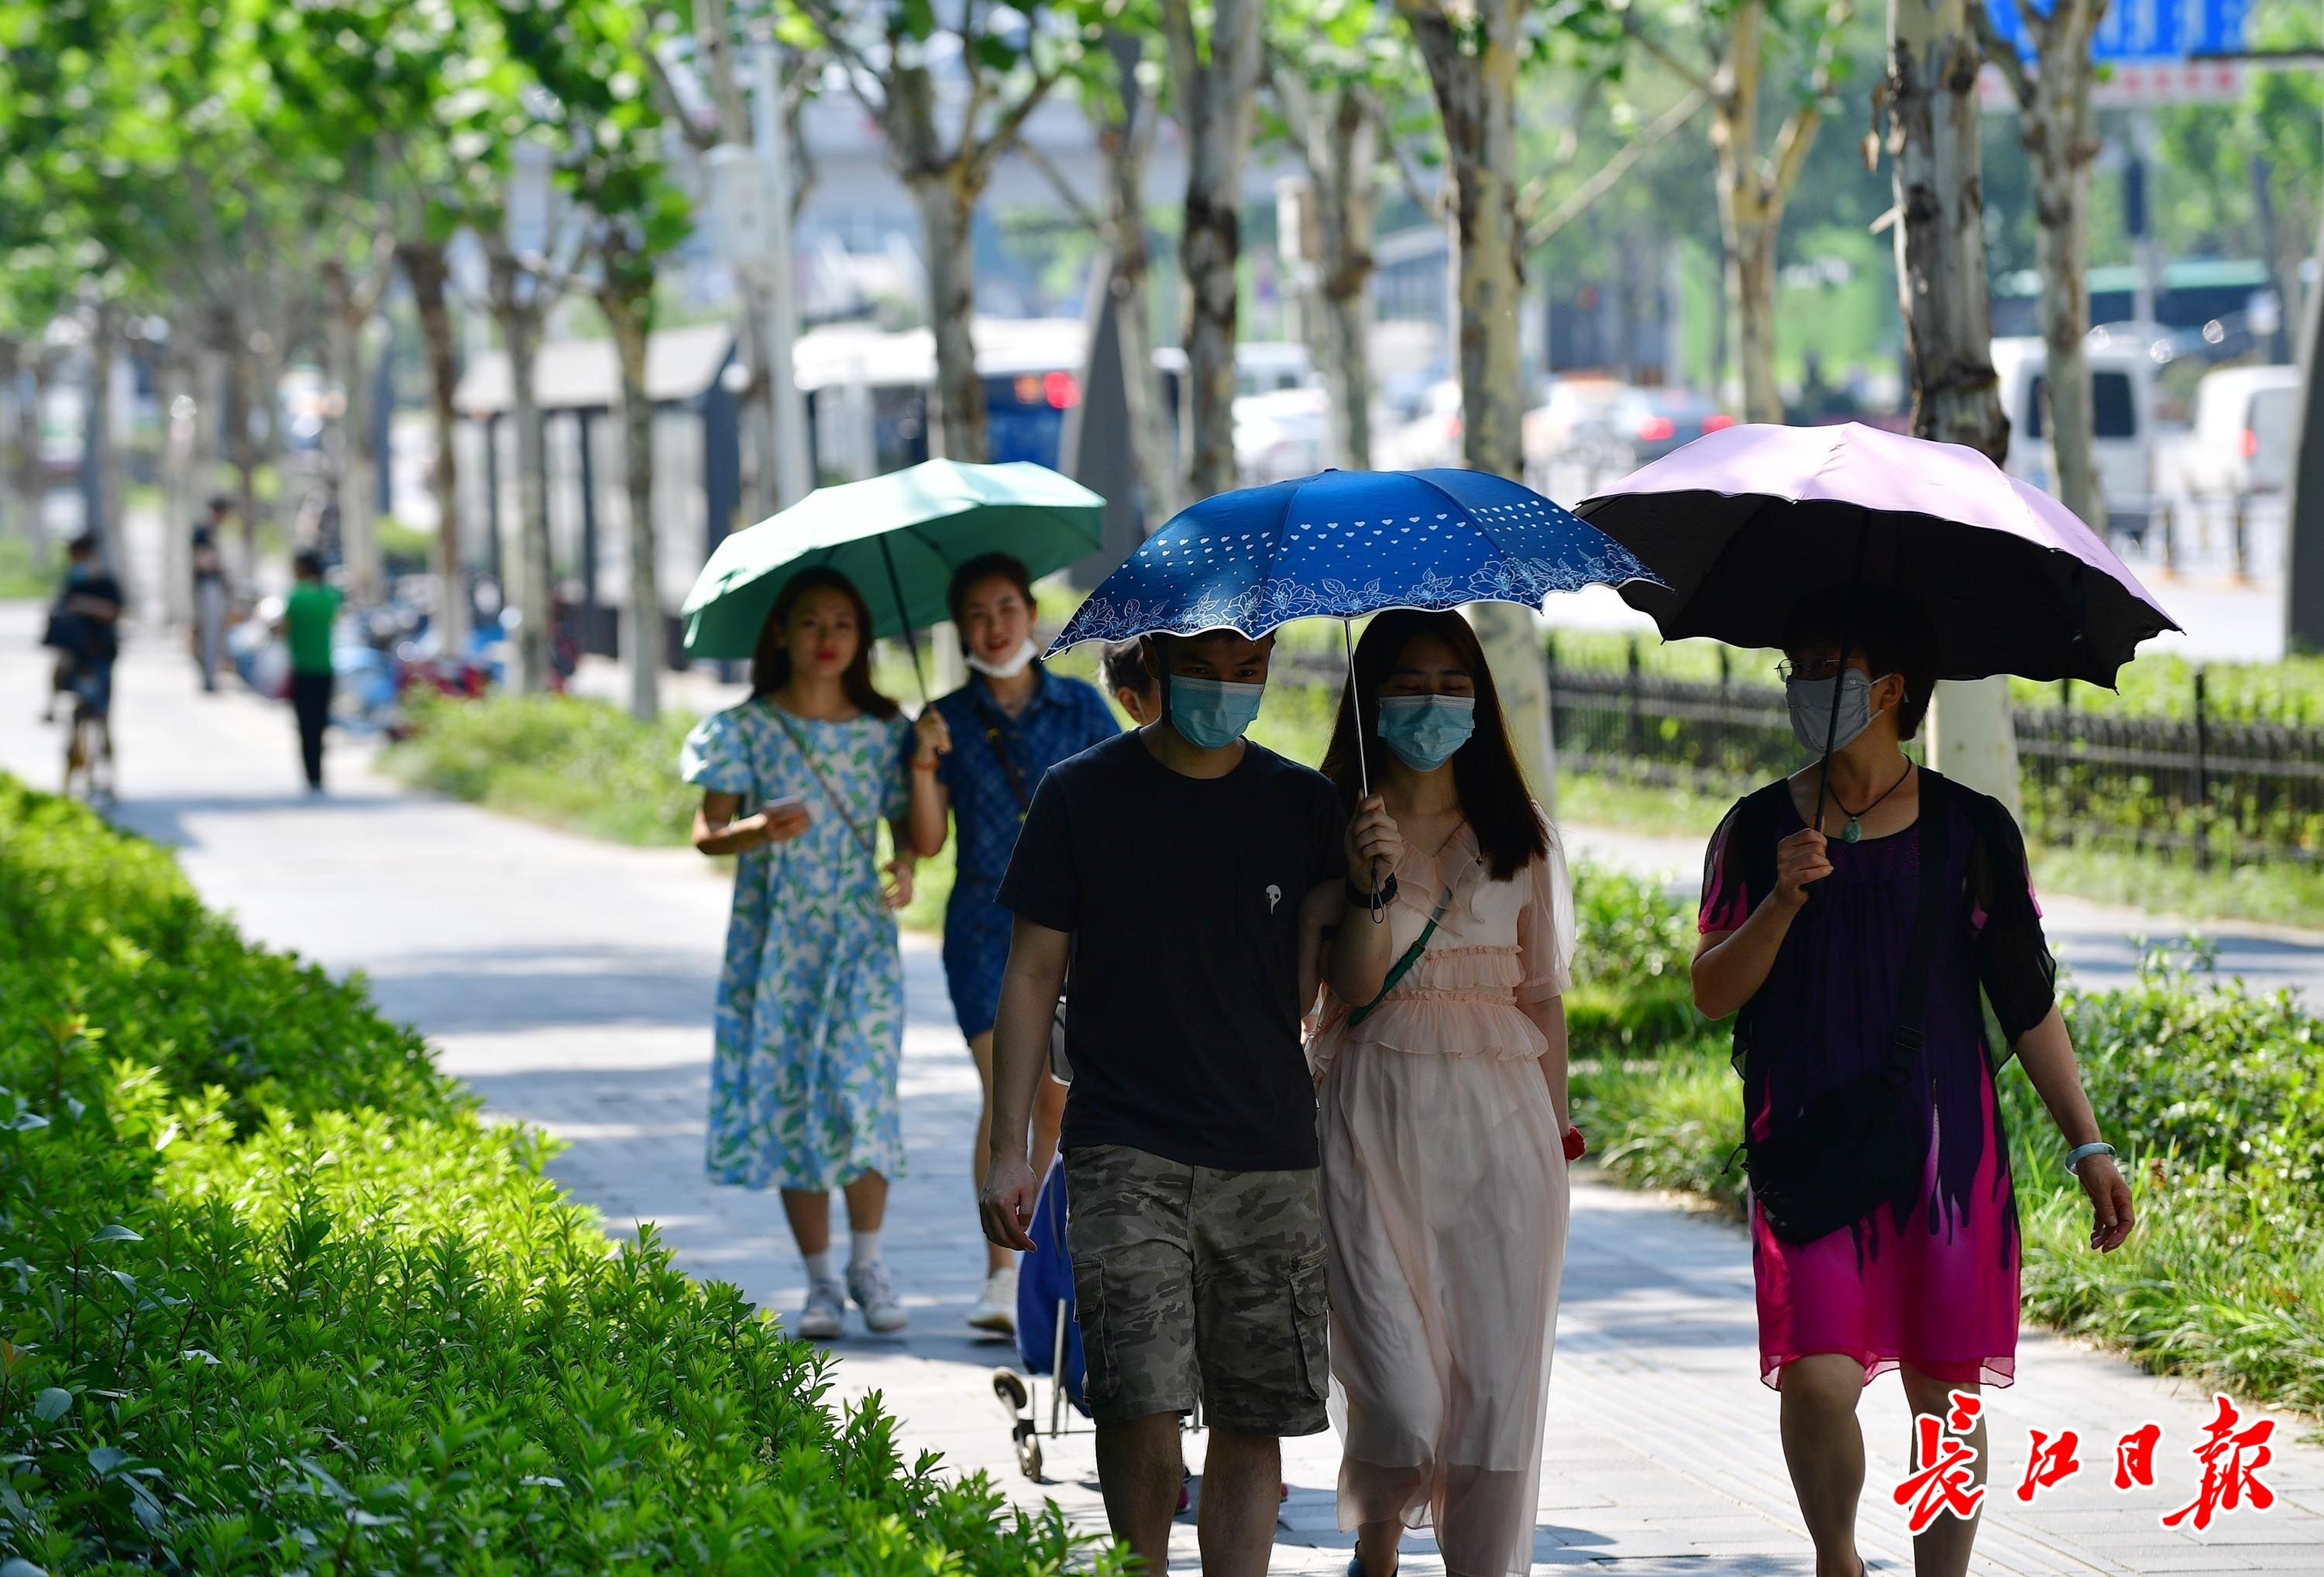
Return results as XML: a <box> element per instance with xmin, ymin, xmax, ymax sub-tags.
<box><xmin>847</xmin><ymin>1259</ymin><xmax>909</xmax><ymax>1334</ymax></box>
<box><xmin>968</xmin><ymin>1266</ymin><xmax>1019</xmax><ymax>1338</ymax></box>
<box><xmin>796</xmin><ymin>1278</ymin><xmax>846</xmax><ymax>1341</ymax></box>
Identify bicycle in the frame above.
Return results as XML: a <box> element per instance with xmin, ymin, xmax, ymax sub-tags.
<box><xmin>55</xmin><ymin>661</ymin><xmax>115</xmax><ymax>805</ymax></box>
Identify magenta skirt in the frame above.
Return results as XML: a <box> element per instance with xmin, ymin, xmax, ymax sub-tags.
<box><xmin>1749</xmin><ymin>1065</ymin><xmax>2020</xmax><ymax>1392</ymax></box>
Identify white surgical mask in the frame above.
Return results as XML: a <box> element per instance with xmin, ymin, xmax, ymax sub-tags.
<box><xmin>967</xmin><ymin>637</ymin><xmax>1040</xmax><ymax>680</ymax></box>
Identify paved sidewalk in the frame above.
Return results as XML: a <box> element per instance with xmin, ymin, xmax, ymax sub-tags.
<box><xmin>5</xmin><ymin>604</ymin><xmax>2322</xmax><ymax>1573</ymax></box>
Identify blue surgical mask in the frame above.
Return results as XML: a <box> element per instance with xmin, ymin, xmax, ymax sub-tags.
<box><xmin>1167</xmin><ymin>675</ymin><xmax>1265</xmax><ymax>750</ymax></box>
<box><xmin>1786</xmin><ymin>670</ymin><xmax>1894</xmax><ymax>754</ymax></box>
<box><xmin>1376</xmin><ymin>693</ymin><xmax>1476</xmax><ymax>771</ymax></box>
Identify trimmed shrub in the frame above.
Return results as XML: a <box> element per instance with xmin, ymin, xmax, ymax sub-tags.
<box><xmin>0</xmin><ymin>778</ymin><xmax>1111</xmax><ymax>1575</ymax></box>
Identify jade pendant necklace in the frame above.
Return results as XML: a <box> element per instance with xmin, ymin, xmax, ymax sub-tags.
<box><xmin>1827</xmin><ymin>761</ymin><xmax>1915</xmax><ymax>843</ymax></box>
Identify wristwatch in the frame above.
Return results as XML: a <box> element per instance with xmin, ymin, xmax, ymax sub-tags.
<box><xmin>1346</xmin><ymin>873</ymin><xmax>1398</xmax><ymax>909</ymax></box>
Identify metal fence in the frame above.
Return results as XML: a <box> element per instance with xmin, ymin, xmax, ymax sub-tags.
<box><xmin>1547</xmin><ymin>656</ymin><xmax>2324</xmax><ymax>867</ymax></box>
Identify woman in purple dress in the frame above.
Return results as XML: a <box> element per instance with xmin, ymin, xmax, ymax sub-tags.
<box><xmin>1691</xmin><ymin>586</ymin><xmax>2136</xmax><ymax>1577</ymax></box>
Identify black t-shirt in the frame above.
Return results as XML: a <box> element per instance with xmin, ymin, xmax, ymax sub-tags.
<box><xmin>59</xmin><ymin>571</ymin><xmax>124</xmax><ymax>661</ymax></box>
<box><xmin>997</xmin><ymin>729</ymin><xmax>1346</xmax><ymax>1171</ymax></box>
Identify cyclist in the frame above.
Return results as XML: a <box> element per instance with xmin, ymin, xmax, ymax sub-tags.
<box><xmin>43</xmin><ymin>534</ymin><xmax>124</xmax><ymax>799</ymax></box>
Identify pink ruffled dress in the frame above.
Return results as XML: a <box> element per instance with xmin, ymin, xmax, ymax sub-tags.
<box><xmin>1309</xmin><ymin>823</ymin><xmax>1573</xmax><ymax>1577</ymax></box>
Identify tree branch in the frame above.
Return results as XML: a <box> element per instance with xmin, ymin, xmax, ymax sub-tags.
<box><xmin>1524</xmin><ymin>88</ymin><xmax>1706</xmax><ymax>249</ymax></box>
<box><xmin>638</xmin><ymin>30</ymin><xmax>720</xmax><ymax>153</ymax></box>
<box><xmin>1620</xmin><ymin>12</ymin><xmax>1717</xmax><ymax>99</ymax></box>
<box><xmin>1514</xmin><ymin>77</ymin><xmax>1606</xmax><ymax>224</ymax></box>
<box><xmin>1267</xmin><ymin>56</ymin><xmax>1320</xmax><ymax>180</ymax></box>
<box><xmin>1016</xmin><ymin>136</ymin><xmax>1102</xmax><ymax>232</ymax></box>
<box><xmin>1160</xmin><ymin>0</ymin><xmax>1204</xmax><ymax>132</ymax></box>
<box><xmin>793</xmin><ymin>0</ymin><xmax>889</xmax><ymax>118</ymax></box>
<box><xmin>968</xmin><ymin>64</ymin><xmax>1063</xmax><ymax>189</ymax></box>
<box><xmin>1972</xmin><ymin>4</ymin><xmax>2035</xmax><ymax>110</ymax></box>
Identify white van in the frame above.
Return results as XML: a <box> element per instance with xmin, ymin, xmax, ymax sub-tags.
<box><xmin>1990</xmin><ymin>335</ymin><xmax>2157</xmax><ymax>536</ymax></box>
<box><xmin>2184</xmin><ymin>364</ymin><xmax>2302</xmax><ymax>498</ymax></box>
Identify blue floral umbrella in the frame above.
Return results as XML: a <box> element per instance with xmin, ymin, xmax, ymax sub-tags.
<box><xmin>1048</xmin><ymin>467</ymin><xmax>1656</xmax><ymax>651</ymax></box>
<box><xmin>1048</xmin><ymin>466</ymin><xmax>1660</xmax><ymax>795</ymax></box>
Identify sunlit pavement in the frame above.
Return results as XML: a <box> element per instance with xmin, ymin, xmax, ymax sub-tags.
<box><xmin>5</xmin><ymin>599</ymin><xmax>2322</xmax><ymax>1572</ymax></box>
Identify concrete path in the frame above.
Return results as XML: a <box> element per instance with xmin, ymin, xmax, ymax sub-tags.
<box><xmin>5</xmin><ymin>601</ymin><xmax>2323</xmax><ymax>1574</ymax></box>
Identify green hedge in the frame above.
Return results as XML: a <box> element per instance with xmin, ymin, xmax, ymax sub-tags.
<box><xmin>1565</xmin><ymin>870</ymin><xmax>2324</xmax><ymax>1414</ymax></box>
<box><xmin>0</xmin><ymin>778</ymin><xmax>1109</xmax><ymax>1575</ymax></box>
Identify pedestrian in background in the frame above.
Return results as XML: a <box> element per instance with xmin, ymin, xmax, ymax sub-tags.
<box><xmin>906</xmin><ymin>553</ymin><xmax>1116</xmax><ymax>1338</ymax></box>
<box><xmin>191</xmin><ymin>496</ymin><xmax>232</xmax><ymax>693</ymax></box>
<box><xmin>43</xmin><ymin>533</ymin><xmax>124</xmax><ymax>796</ymax></box>
<box><xmin>283</xmin><ymin>550</ymin><xmax>342</xmax><ymax>792</ymax></box>
<box><xmin>683</xmin><ymin>567</ymin><xmax>920</xmax><ymax>1342</ymax></box>
<box><xmin>1307</xmin><ymin>610</ymin><xmax>1580</xmax><ymax>1577</ymax></box>
<box><xmin>1098</xmin><ymin>637</ymin><xmax>1161</xmax><ymax>726</ymax></box>
<box><xmin>1692</xmin><ymin>586</ymin><xmax>2134</xmax><ymax>1577</ymax></box>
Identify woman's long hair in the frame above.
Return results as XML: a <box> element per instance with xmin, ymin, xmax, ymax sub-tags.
<box><xmin>750</xmin><ymin>566</ymin><xmax>899</xmax><ymax>720</ymax></box>
<box><xmin>1320</xmin><ymin>608</ymin><xmax>1548</xmax><ymax>881</ymax></box>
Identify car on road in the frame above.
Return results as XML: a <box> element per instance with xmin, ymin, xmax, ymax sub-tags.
<box><xmin>1992</xmin><ymin>335</ymin><xmax>2161</xmax><ymax>541</ymax></box>
<box><xmin>1234</xmin><ymin>387</ymin><xmax>1331</xmax><ymax>483</ymax></box>
<box><xmin>1611</xmin><ymin>388</ymin><xmax>1735</xmax><ymax>466</ymax></box>
<box><xmin>2181</xmin><ymin>363</ymin><xmax>2301</xmax><ymax>500</ymax></box>
<box><xmin>1523</xmin><ymin>377</ymin><xmax>1636</xmax><ymax>487</ymax></box>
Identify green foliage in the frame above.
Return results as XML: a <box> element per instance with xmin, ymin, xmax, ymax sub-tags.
<box><xmin>383</xmin><ymin>691</ymin><xmax>704</xmax><ymax>849</ymax></box>
<box><xmin>1563</xmin><ymin>864</ymin><xmax>2324</xmax><ymax>1414</ymax></box>
<box><xmin>371</xmin><ymin>518</ymin><xmax>437</xmax><ymax>575</ymax></box>
<box><xmin>0</xmin><ymin>775</ymin><xmax>1113</xmax><ymax>1574</ymax></box>
<box><xmin>383</xmin><ymin>689</ymin><xmax>964</xmax><ymax>933</ymax></box>
<box><xmin>1565</xmin><ymin>864</ymin><xmax>1710</xmax><ymax>1057</ymax></box>
<box><xmin>0</xmin><ymin>531</ymin><xmax>59</xmax><ymax>600</ymax></box>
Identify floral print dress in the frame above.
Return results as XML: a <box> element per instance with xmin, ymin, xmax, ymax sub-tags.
<box><xmin>682</xmin><ymin>698</ymin><xmax>913</xmax><ymax>1192</ymax></box>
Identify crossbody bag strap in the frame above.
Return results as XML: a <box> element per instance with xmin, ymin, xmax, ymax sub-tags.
<box><xmin>974</xmin><ymin>697</ymin><xmax>1034</xmax><ymax>813</ymax></box>
<box><xmin>1882</xmin><ymin>769</ymin><xmax>1952</xmax><ymax>1086</ymax></box>
<box><xmin>1345</xmin><ymin>853</ymin><xmax>1478</xmax><ymax>1028</ymax></box>
<box><xmin>1346</xmin><ymin>903</ymin><xmax>1447</xmax><ymax>1029</ymax></box>
<box><xmin>768</xmin><ymin>707</ymin><xmax>882</xmax><ymax>864</ymax></box>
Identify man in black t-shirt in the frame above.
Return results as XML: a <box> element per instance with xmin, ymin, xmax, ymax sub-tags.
<box><xmin>985</xmin><ymin>625</ymin><xmax>1401</xmax><ymax>1573</ymax></box>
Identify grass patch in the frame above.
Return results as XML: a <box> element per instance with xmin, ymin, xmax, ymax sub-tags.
<box><xmin>1564</xmin><ymin>865</ymin><xmax>2324</xmax><ymax>1417</ymax></box>
<box><xmin>383</xmin><ymin>691</ymin><xmax>704</xmax><ymax>847</ymax></box>
<box><xmin>0</xmin><ymin>531</ymin><xmax>60</xmax><ymax>600</ymax></box>
<box><xmin>0</xmin><ymin>775</ymin><xmax>1106</xmax><ymax>1574</ymax></box>
<box><xmin>385</xmin><ymin>690</ymin><xmax>963</xmax><ymax>933</ymax></box>
<box><xmin>2028</xmin><ymin>843</ymin><xmax>2324</xmax><ymax>929</ymax></box>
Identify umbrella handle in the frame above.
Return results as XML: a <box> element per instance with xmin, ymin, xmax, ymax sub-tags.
<box><xmin>1811</xmin><ymin>513</ymin><xmax>1877</xmax><ymax>831</ymax></box>
<box><xmin>878</xmin><ymin>533</ymin><xmax>931</xmax><ymax>708</ymax></box>
<box><xmin>1344</xmin><ymin>618</ymin><xmax>1384</xmax><ymax>926</ymax></box>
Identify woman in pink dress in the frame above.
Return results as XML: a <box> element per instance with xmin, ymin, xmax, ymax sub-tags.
<box><xmin>1693</xmin><ymin>586</ymin><xmax>2135</xmax><ymax>1577</ymax></box>
<box><xmin>1305</xmin><ymin>610</ymin><xmax>1583</xmax><ymax>1577</ymax></box>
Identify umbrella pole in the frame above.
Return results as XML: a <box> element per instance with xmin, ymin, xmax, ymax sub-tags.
<box><xmin>877</xmin><ymin>534</ymin><xmax>931</xmax><ymax>707</ymax></box>
<box><xmin>1811</xmin><ymin>514</ymin><xmax>1877</xmax><ymax>831</ymax></box>
<box><xmin>1345</xmin><ymin>617</ymin><xmax>1384</xmax><ymax>926</ymax></box>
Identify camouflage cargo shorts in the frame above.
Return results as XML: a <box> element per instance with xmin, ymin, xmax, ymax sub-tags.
<box><xmin>1063</xmin><ymin>1144</ymin><xmax>1329</xmax><ymax>1436</ymax></box>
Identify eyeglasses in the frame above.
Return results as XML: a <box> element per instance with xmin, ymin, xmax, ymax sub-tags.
<box><xmin>1775</xmin><ymin>657</ymin><xmax>1848</xmax><ymax>683</ymax></box>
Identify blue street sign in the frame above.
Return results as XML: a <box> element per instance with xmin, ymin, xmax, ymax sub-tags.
<box><xmin>1982</xmin><ymin>0</ymin><xmax>2252</xmax><ymax>63</ymax></box>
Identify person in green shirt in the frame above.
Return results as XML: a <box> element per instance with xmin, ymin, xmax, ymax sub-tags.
<box><xmin>283</xmin><ymin>551</ymin><xmax>342</xmax><ymax>792</ymax></box>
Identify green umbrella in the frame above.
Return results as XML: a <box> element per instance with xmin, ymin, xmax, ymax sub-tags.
<box><xmin>679</xmin><ymin>458</ymin><xmax>1107</xmax><ymax>688</ymax></box>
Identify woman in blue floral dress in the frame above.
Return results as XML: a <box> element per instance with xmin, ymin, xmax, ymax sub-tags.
<box><xmin>683</xmin><ymin>567</ymin><xmax>918</xmax><ymax>1341</ymax></box>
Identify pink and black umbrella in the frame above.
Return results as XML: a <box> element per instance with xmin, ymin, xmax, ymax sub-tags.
<box><xmin>1573</xmin><ymin>421</ymin><xmax>2178</xmax><ymax>685</ymax></box>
